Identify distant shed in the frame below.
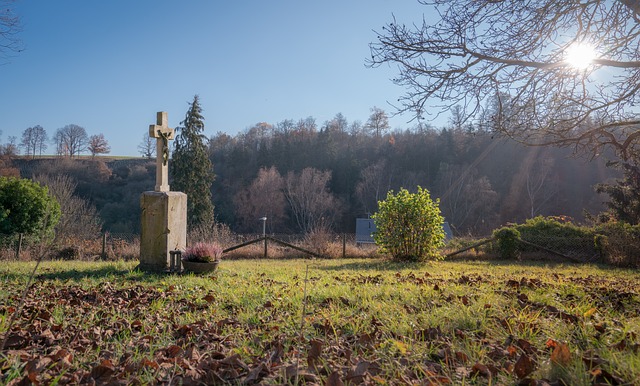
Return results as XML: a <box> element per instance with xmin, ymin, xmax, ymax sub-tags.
<box><xmin>355</xmin><ymin>218</ymin><xmax>376</xmax><ymax>244</ymax></box>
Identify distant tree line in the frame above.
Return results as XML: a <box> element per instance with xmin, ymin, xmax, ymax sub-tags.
<box><xmin>207</xmin><ymin>108</ymin><xmax>614</xmax><ymax>236</ymax></box>
<box><xmin>1</xmin><ymin>105</ymin><xmax>618</xmax><ymax>237</ymax></box>
<box><xmin>0</xmin><ymin>124</ymin><xmax>111</xmax><ymax>158</ymax></box>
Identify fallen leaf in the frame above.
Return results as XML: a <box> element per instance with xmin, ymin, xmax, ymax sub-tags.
<box><xmin>517</xmin><ymin>339</ymin><xmax>536</xmax><ymax>354</ymax></box>
<box><xmin>506</xmin><ymin>279</ymin><xmax>520</xmax><ymax>288</ymax></box>
<box><xmin>220</xmin><ymin>353</ymin><xmax>249</xmax><ymax>371</ymax></box>
<box><xmin>90</xmin><ymin>359</ymin><xmax>115</xmax><ymax>381</ymax></box>
<box><xmin>326</xmin><ymin>370</ymin><xmax>344</xmax><ymax>386</ymax></box>
<box><xmin>25</xmin><ymin>357</ymin><xmax>53</xmax><ymax>380</ymax></box>
<box><xmin>392</xmin><ymin>340</ymin><xmax>408</xmax><ymax>355</ymax></box>
<box><xmin>590</xmin><ymin>368</ymin><xmax>625</xmax><ymax>385</ymax></box>
<box><xmin>243</xmin><ymin>363</ymin><xmax>268</xmax><ymax>384</ymax></box>
<box><xmin>582</xmin><ymin>354</ymin><xmax>607</xmax><ymax>370</ymax></box>
<box><xmin>184</xmin><ymin>345</ymin><xmax>201</xmax><ymax>361</ymax></box>
<box><xmin>140</xmin><ymin>358</ymin><xmax>159</xmax><ymax>370</ymax></box>
<box><xmin>347</xmin><ymin>360</ymin><xmax>370</xmax><ymax>383</ymax></box>
<box><xmin>455</xmin><ymin>351</ymin><xmax>469</xmax><ymax>363</ymax></box>
<box><xmin>417</xmin><ymin>327</ymin><xmax>441</xmax><ymax>341</ymax></box>
<box><xmin>307</xmin><ymin>338</ymin><xmax>323</xmax><ymax>369</ymax></box>
<box><xmin>550</xmin><ymin>342</ymin><xmax>571</xmax><ymax>366</ymax></box>
<box><xmin>583</xmin><ymin>307</ymin><xmax>597</xmax><ymax>318</ymax></box>
<box><xmin>358</xmin><ymin>332</ymin><xmax>374</xmax><ymax>346</ymax></box>
<box><xmin>166</xmin><ymin>344</ymin><xmax>183</xmax><ymax>358</ymax></box>
<box><xmin>513</xmin><ymin>353</ymin><xmax>535</xmax><ymax>379</ymax></box>
<box><xmin>202</xmin><ymin>294</ymin><xmax>215</xmax><ymax>303</ymax></box>
<box><xmin>471</xmin><ymin>362</ymin><xmax>491</xmax><ymax>377</ymax></box>
<box><xmin>3</xmin><ymin>334</ymin><xmax>28</xmax><ymax>349</ymax></box>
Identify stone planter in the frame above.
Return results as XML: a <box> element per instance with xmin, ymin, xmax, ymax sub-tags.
<box><xmin>181</xmin><ymin>259</ymin><xmax>220</xmax><ymax>274</ymax></box>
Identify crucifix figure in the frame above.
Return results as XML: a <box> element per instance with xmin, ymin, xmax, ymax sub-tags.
<box><xmin>149</xmin><ymin>112</ymin><xmax>174</xmax><ymax>192</ymax></box>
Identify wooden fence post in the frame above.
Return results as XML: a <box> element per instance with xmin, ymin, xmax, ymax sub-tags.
<box><xmin>101</xmin><ymin>232</ymin><xmax>107</xmax><ymax>259</ymax></box>
<box><xmin>342</xmin><ymin>233</ymin><xmax>346</xmax><ymax>258</ymax></box>
<box><xmin>264</xmin><ymin>236</ymin><xmax>268</xmax><ymax>258</ymax></box>
<box><xmin>16</xmin><ymin>233</ymin><xmax>23</xmax><ymax>260</ymax></box>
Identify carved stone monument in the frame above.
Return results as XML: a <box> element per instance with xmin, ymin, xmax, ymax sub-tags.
<box><xmin>139</xmin><ymin>112</ymin><xmax>188</xmax><ymax>272</ymax></box>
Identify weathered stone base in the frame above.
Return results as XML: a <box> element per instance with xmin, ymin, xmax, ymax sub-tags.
<box><xmin>139</xmin><ymin>191</ymin><xmax>187</xmax><ymax>272</ymax></box>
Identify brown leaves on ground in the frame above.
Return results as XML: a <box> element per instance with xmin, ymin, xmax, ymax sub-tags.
<box><xmin>0</xmin><ymin>268</ymin><xmax>638</xmax><ymax>384</ymax></box>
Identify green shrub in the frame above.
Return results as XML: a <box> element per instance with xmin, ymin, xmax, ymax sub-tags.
<box><xmin>0</xmin><ymin>177</ymin><xmax>60</xmax><ymax>239</ymax></box>
<box><xmin>593</xmin><ymin>221</ymin><xmax>640</xmax><ymax>267</ymax></box>
<box><xmin>372</xmin><ymin>186</ymin><xmax>445</xmax><ymax>261</ymax></box>
<box><xmin>488</xmin><ymin>217</ymin><xmax>640</xmax><ymax>266</ymax></box>
<box><xmin>492</xmin><ymin>227</ymin><xmax>521</xmax><ymax>259</ymax></box>
<box><xmin>513</xmin><ymin>216</ymin><xmax>595</xmax><ymax>256</ymax></box>
<box><xmin>516</xmin><ymin>216</ymin><xmax>591</xmax><ymax>238</ymax></box>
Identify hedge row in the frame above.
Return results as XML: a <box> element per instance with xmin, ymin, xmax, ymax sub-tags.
<box><xmin>492</xmin><ymin>216</ymin><xmax>640</xmax><ymax>267</ymax></box>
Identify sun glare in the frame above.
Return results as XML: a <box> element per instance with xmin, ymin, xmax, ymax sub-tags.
<box><xmin>565</xmin><ymin>43</ymin><xmax>597</xmax><ymax>70</ymax></box>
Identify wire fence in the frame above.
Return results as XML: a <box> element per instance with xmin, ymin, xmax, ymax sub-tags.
<box><xmin>517</xmin><ymin>235</ymin><xmax>600</xmax><ymax>261</ymax></box>
<box><xmin>0</xmin><ymin>229</ymin><xmax>636</xmax><ymax>267</ymax></box>
<box><xmin>0</xmin><ymin>231</ymin><xmax>372</xmax><ymax>261</ymax></box>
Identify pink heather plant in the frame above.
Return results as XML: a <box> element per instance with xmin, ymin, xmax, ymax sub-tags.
<box><xmin>183</xmin><ymin>242</ymin><xmax>223</xmax><ymax>263</ymax></box>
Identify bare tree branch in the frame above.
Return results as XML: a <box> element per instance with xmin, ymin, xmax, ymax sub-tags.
<box><xmin>0</xmin><ymin>0</ymin><xmax>22</xmax><ymax>64</ymax></box>
<box><xmin>369</xmin><ymin>0</ymin><xmax>640</xmax><ymax>160</ymax></box>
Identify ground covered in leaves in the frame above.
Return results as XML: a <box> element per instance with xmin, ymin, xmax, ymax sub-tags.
<box><xmin>0</xmin><ymin>259</ymin><xmax>639</xmax><ymax>385</ymax></box>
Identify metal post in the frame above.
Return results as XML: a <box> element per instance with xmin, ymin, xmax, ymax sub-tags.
<box><xmin>260</xmin><ymin>217</ymin><xmax>267</xmax><ymax>258</ymax></box>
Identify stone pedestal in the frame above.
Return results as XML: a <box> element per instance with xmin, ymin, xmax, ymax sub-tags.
<box><xmin>139</xmin><ymin>191</ymin><xmax>187</xmax><ymax>272</ymax></box>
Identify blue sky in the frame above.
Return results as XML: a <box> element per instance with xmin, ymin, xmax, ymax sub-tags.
<box><xmin>0</xmin><ymin>1</ymin><xmax>431</xmax><ymax>156</ymax></box>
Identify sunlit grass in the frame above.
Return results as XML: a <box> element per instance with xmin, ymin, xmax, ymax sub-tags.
<box><xmin>0</xmin><ymin>258</ymin><xmax>638</xmax><ymax>384</ymax></box>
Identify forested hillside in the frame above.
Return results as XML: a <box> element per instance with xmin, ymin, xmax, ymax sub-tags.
<box><xmin>7</xmin><ymin>117</ymin><xmax>614</xmax><ymax>237</ymax></box>
<box><xmin>209</xmin><ymin>119</ymin><xmax>613</xmax><ymax>236</ymax></box>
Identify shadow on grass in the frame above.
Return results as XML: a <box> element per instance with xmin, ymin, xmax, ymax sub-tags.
<box><xmin>317</xmin><ymin>258</ymin><xmax>426</xmax><ymax>272</ymax></box>
<box><xmin>0</xmin><ymin>264</ymin><xmax>170</xmax><ymax>283</ymax></box>
<box><xmin>318</xmin><ymin>256</ymin><xmax>592</xmax><ymax>272</ymax></box>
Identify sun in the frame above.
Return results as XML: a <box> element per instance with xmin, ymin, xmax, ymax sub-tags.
<box><xmin>565</xmin><ymin>42</ymin><xmax>597</xmax><ymax>70</ymax></box>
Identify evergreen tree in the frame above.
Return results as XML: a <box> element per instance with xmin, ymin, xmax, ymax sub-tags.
<box><xmin>171</xmin><ymin>95</ymin><xmax>215</xmax><ymax>228</ymax></box>
<box><xmin>595</xmin><ymin>161</ymin><xmax>640</xmax><ymax>225</ymax></box>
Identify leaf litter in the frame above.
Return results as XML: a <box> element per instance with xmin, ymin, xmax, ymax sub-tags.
<box><xmin>0</xmin><ymin>260</ymin><xmax>638</xmax><ymax>385</ymax></box>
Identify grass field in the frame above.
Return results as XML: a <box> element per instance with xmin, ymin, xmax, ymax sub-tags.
<box><xmin>0</xmin><ymin>258</ymin><xmax>638</xmax><ymax>385</ymax></box>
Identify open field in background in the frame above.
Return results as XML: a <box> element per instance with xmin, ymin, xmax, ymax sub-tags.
<box><xmin>0</xmin><ymin>259</ymin><xmax>638</xmax><ymax>385</ymax></box>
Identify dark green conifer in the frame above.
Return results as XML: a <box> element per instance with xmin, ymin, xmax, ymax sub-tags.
<box><xmin>171</xmin><ymin>95</ymin><xmax>215</xmax><ymax>228</ymax></box>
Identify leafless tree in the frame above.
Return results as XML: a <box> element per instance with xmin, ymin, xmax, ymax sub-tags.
<box><xmin>525</xmin><ymin>155</ymin><xmax>560</xmax><ymax>218</ymax></box>
<box><xmin>53</xmin><ymin>130</ymin><xmax>66</xmax><ymax>157</ymax></box>
<box><xmin>19</xmin><ymin>126</ymin><xmax>34</xmax><ymax>157</ymax></box>
<box><xmin>20</xmin><ymin>125</ymin><xmax>47</xmax><ymax>158</ymax></box>
<box><xmin>234</xmin><ymin>166</ymin><xmax>287</xmax><ymax>233</ymax></box>
<box><xmin>348</xmin><ymin>120</ymin><xmax>364</xmax><ymax>136</ymax></box>
<box><xmin>364</xmin><ymin>106</ymin><xmax>390</xmax><ymax>137</ymax></box>
<box><xmin>2</xmin><ymin>135</ymin><xmax>18</xmax><ymax>156</ymax></box>
<box><xmin>355</xmin><ymin>160</ymin><xmax>391</xmax><ymax>215</ymax></box>
<box><xmin>324</xmin><ymin>113</ymin><xmax>349</xmax><ymax>133</ymax></box>
<box><xmin>369</xmin><ymin>1</ymin><xmax>640</xmax><ymax>160</ymax></box>
<box><xmin>138</xmin><ymin>132</ymin><xmax>156</xmax><ymax>159</ymax></box>
<box><xmin>0</xmin><ymin>0</ymin><xmax>22</xmax><ymax>64</ymax></box>
<box><xmin>54</xmin><ymin>124</ymin><xmax>88</xmax><ymax>157</ymax></box>
<box><xmin>34</xmin><ymin>174</ymin><xmax>102</xmax><ymax>240</ymax></box>
<box><xmin>284</xmin><ymin>167</ymin><xmax>341</xmax><ymax>233</ymax></box>
<box><xmin>35</xmin><ymin>126</ymin><xmax>48</xmax><ymax>156</ymax></box>
<box><xmin>435</xmin><ymin>163</ymin><xmax>498</xmax><ymax>235</ymax></box>
<box><xmin>88</xmin><ymin>133</ymin><xmax>111</xmax><ymax>158</ymax></box>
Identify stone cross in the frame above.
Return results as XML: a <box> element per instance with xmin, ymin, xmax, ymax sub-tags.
<box><xmin>149</xmin><ymin>112</ymin><xmax>174</xmax><ymax>192</ymax></box>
